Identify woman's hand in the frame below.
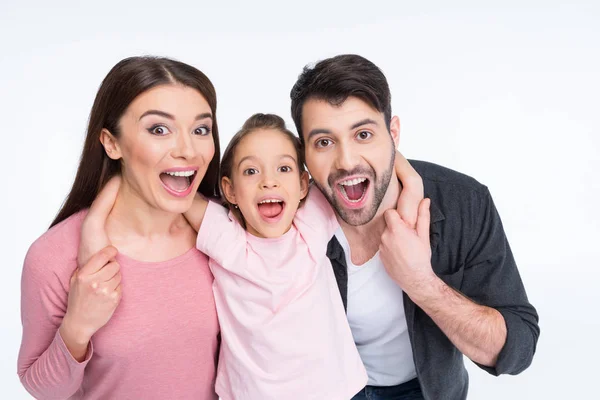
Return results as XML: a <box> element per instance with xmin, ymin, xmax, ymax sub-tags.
<box><xmin>60</xmin><ymin>246</ymin><xmax>122</xmax><ymax>361</ymax></box>
<box><xmin>394</xmin><ymin>151</ymin><xmax>424</xmax><ymax>229</ymax></box>
<box><xmin>78</xmin><ymin>176</ymin><xmax>121</xmax><ymax>267</ymax></box>
<box><xmin>61</xmin><ymin>176</ymin><xmax>122</xmax><ymax>361</ymax></box>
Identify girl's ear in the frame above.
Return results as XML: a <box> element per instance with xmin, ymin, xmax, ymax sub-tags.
<box><xmin>221</xmin><ymin>176</ymin><xmax>236</xmax><ymax>205</ymax></box>
<box><xmin>299</xmin><ymin>171</ymin><xmax>309</xmax><ymax>200</ymax></box>
<box><xmin>100</xmin><ymin>128</ymin><xmax>122</xmax><ymax>160</ymax></box>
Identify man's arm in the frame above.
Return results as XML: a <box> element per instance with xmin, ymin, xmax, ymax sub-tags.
<box><xmin>381</xmin><ymin>190</ymin><xmax>539</xmax><ymax>373</ymax></box>
<box><xmin>408</xmin><ymin>272</ymin><xmax>507</xmax><ymax>367</ymax></box>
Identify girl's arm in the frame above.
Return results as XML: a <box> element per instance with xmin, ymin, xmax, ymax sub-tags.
<box><xmin>183</xmin><ymin>194</ymin><xmax>209</xmax><ymax>233</ymax></box>
<box><xmin>394</xmin><ymin>151</ymin><xmax>424</xmax><ymax>229</ymax></box>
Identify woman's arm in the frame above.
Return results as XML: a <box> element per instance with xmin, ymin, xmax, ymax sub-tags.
<box><xmin>394</xmin><ymin>151</ymin><xmax>424</xmax><ymax>229</ymax></box>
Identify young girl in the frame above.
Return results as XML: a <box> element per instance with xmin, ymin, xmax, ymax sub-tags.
<box><xmin>84</xmin><ymin>113</ymin><xmax>423</xmax><ymax>399</ymax></box>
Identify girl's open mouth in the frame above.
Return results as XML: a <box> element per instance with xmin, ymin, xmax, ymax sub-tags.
<box><xmin>257</xmin><ymin>198</ymin><xmax>286</xmax><ymax>222</ymax></box>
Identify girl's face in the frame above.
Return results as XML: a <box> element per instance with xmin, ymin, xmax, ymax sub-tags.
<box><xmin>222</xmin><ymin>129</ymin><xmax>309</xmax><ymax>238</ymax></box>
<box><xmin>101</xmin><ymin>84</ymin><xmax>215</xmax><ymax>214</ymax></box>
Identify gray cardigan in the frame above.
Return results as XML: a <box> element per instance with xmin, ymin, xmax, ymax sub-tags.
<box><xmin>326</xmin><ymin>160</ymin><xmax>540</xmax><ymax>400</ymax></box>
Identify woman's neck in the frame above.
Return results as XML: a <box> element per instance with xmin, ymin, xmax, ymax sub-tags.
<box><xmin>107</xmin><ymin>183</ymin><xmax>188</xmax><ymax>239</ymax></box>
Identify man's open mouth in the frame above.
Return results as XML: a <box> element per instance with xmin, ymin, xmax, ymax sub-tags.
<box><xmin>338</xmin><ymin>177</ymin><xmax>369</xmax><ymax>203</ymax></box>
<box><xmin>160</xmin><ymin>169</ymin><xmax>197</xmax><ymax>193</ymax></box>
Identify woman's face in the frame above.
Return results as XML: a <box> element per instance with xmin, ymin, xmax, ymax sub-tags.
<box><xmin>102</xmin><ymin>84</ymin><xmax>215</xmax><ymax>214</ymax></box>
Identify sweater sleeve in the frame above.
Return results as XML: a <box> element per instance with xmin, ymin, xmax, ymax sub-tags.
<box><xmin>17</xmin><ymin>239</ymin><xmax>93</xmax><ymax>399</ymax></box>
<box><xmin>462</xmin><ymin>188</ymin><xmax>540</xmax><ymax>376</ymax></box>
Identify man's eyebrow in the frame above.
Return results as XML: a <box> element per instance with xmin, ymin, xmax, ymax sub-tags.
<box><xmin>139</xmin><ymin>110</ymin><xmax>213</xmax><ymax>121</ymax></box>
<box><xmin>306</xmin><ymin>118</ymin><xmax>379</xmax><ymax>141</ymax></box>
<box><xmin>350</xmin><ymin>118</ymin><xmax>378</xmax><ymax>130</ymax></box>
<box><xmin>306</xmin><ymin>128</ymin><xmax>332</xmax><ymax>141</ymax></box>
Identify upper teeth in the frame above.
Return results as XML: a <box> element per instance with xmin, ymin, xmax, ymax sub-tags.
<box><xmin>165</xmin><ymin>170</ymin><xmax>195</xmax><ymax>177</ymax></box>
<box><xmin>259</xmin><ymin>199</ymin><xmax>282</xmax><ymax>204</ymax></box>
<box><xmin>339</xmin><ymin>177</ymin><xmax>366</xmax><ymax>186</ymax></box>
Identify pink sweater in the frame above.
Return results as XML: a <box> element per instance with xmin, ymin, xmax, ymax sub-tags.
<box><xmin>18</xmin><ymin>211</ymin><xmax>219</xmax><ymax>400</ymax></box>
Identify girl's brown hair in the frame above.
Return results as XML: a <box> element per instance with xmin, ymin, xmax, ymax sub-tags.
<box><xmin>50</xmin><ymin>56</ymin><xmax>221</xmax><ymax>228</ymax></box>
<box><xmin>219</xmin><ymin>113</ymin><xmax>306</xmax><ymax>227</ymax></box>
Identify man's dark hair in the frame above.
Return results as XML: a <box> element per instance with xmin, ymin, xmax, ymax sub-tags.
<box><xmin>290</xmin><ymin>54</ymin><xmax>392</xmax><ymax>145</ymax></box>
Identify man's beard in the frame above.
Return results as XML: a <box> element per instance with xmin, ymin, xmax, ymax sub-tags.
<box><xmin>315</xmin><ymin>152</ymin><xmax>395</xmax><ymax>226</ymax></box>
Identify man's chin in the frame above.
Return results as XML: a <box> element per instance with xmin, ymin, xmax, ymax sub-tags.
<box><xmin>332</xmin><ymin>202</ymin><xmax>379</xmax><ymax>227</ymax></box>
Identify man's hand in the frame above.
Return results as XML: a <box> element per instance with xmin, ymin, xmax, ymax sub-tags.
<box><xmin>380</xmin><ymin>198</ymin><xmax>436</xmax><ymax>296</ymax></box>
<box><xmin>78</xmin><ymin>176</ymin><xmax>121</xmax><ymax>267</ymax></box>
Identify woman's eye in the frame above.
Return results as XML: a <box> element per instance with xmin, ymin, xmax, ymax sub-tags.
<box><xmin>243</xmin><ymin>168</ymin><xmax>258</xmax><ymax>175</ymax></box>
<box><xmin>315</xmin><ymin>138</ymin><xmax>332</xmax><ymax>148</ymax></box>
<box><xmin>357</xmin><ymin>131</ymin><xmax>372</xmax><ymax>140</ymax></box>
<box><xmin>148</xmin><ymin>125</ymin><xmax>170</xmax><ymax>135</ymax></box>
<box><xmin>279</xmin><ymin>165</ymin><xmax>292</xmax><ymax>173</ymax></box>
<box><xmin>194</xmin><ymin>126</ymin><xmax>211</xmax><ymax>136</ymax></box>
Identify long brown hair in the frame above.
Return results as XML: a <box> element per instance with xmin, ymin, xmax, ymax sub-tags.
<box><xmin>219</xmin><ymin>113</ymin><xmax>306</xmax><ymax>228</ymax></box>
<box><xmin>50</xmin><ymin>56</ymin><xmax>221</xmax><ymax>228</ymax></box>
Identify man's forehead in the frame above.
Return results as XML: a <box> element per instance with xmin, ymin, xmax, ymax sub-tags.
<box><xmin>302</xmin><ymin>97</ymin><xmax>384</xmax><ymax>134</ymax></box>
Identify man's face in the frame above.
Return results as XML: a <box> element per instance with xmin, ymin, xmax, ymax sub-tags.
<box><xmin>301</xmin><ymin>96</ymin><xmax>399</xmax><ymax>226</ymax></box>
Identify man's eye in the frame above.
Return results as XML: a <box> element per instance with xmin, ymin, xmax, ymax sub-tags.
<box><xmin>148</xmin><ymin>125</ymin><xmax>170</xmax><ymax>135</ymax></box>
<box><xmin>315</xmin><ymin>138</ymin><xmax>332</xmax><ymax>148</ymax></box>
<box><xmin>357</xmin><ymin>131</ymin><xmax>372</xmax><ymax>140</ymax></box>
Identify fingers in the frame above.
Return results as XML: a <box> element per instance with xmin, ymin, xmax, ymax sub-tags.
<box><xmin>91</xmin><ymin>261</ymin><xmax>120</xmax><ymax>282</ymax></box>
<box><xmin>79</xmin><ymin>245</ymin><xmax>118</xmax><ymax>275</ymax></box>
<box><xmin>89</xmin><ymin>176</ymin><xmax>121</xmax><ymax>221</ymax></box>
<box><xmin>102</xmin><ymin>271</ymin><xmax>122</xmax><ymax>293</ymax></box>
<box><xmin>416</xmin><ymin>198</ymin><xmax>431</xmax><ymax>240</ymax></box>
<box><xmin>383</xmin><ymin>209</ymin><xmax>402</xmax><ymax>230</ymax></box>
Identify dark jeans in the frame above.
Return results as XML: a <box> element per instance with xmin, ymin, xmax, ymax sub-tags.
<box><xmin>352</xmin><ymin>378</ymin><xmax>424</xmax><ymax>400</ymax></box>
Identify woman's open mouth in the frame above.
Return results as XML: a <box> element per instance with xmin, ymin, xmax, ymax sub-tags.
<box><xmin>160</xmin><ymin>168</ymin><xmax>198</xmax><ymax>197</ymax></box>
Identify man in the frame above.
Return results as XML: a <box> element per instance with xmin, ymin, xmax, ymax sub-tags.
<box><xmin>290</xmin><ymin>54</ymin><xmax>539</xmax><ymax>400</ymax></box>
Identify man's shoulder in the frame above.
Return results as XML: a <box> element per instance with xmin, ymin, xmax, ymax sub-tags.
<box><xmin>408</xmin><ymin>159</ymin><xmax>489</xmax><ymax>197</ymax></box>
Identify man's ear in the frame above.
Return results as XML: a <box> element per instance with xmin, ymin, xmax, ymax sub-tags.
<box><xmin>299</xmin><ymin>171</ymin><xmax>309</xmax><ymax>200</ymax></box>
<box><xmin>100</xmin><ymin>128</ymin><xmax>122</xmax><ymax>160</ymax></box>
<box><xmin>390</xmin><ymin>116</ymin><xmax>400</xmax><ymax>148</ymax></box>
<box><xmin>221</xmin><ymin>176</ymin><xmax>236</xmax><ymax>205</ymax></box>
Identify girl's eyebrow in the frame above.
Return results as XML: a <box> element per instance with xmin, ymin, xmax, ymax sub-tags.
<box><xmin>237</xmin><ymin>154</ymin><xmax>297</xmax><ymax>167</ymax></box>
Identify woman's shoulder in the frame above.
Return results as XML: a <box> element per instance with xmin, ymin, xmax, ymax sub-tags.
<box><xmin>24</xmin><ymin>210</ymin><xmax>88</xmax><ymax>276</ymax></box>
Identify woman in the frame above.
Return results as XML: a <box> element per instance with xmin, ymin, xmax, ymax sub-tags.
<box><xmin>18</xmin><ymin>56</ymin><xmax>221</xmax><ymax>399</ymax></box>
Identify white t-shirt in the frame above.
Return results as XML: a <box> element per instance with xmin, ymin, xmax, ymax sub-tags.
<box><xmin>197</xmin><ymin>188</ymin><xmax>367</xmax><ymax>400</ymax></box>
<box><xmin>335</xmin><ymin>227</ymin><xmax>417</xmax><ymax>386</ymax></box>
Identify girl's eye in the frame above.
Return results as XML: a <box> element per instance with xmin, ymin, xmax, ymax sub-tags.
<box><xmin>357</xmin><ymin>131</ymin><xmax>372</xmax><ymax>140</ymax></box>
<box><xmin>315</xmin><ymin>138</ymin><xmax>332</xmax><ymax>148</ymax></box>
<box><xmin>148</xmin><ymin>125</ymin><xmax>170</xmax><ymax>135</ymax></box>
<box><xmin>278</xmin><ymin>165</ymin><xmax>292</xmax><ymax>173</ymax></box>
<box><xmin>194</xmin><ymin>126</ymin><xmax>211</xmax><ymax>136</ymax></box>
<box><xmin>243</xmin><ymin>168</ymin><xmax>258</xmax><ymax>175</ymax></box>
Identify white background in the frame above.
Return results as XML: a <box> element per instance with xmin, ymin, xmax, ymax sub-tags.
<box><xmin>1</xmin><ymin>1</ymin><xmax>598</xmax><ymax>398</ymax></box>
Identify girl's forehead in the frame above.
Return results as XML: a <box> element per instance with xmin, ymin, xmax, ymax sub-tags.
<box><xmin>235</xmin><ymin>129</ymin><xmax>298</xmax><ymax>161</ymax></box>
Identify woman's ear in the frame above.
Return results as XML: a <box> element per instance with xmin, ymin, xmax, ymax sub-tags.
<box><xmin>221</xmin><ymin>176</ymin><xmax>236</xmax><ymax>206</ymax></box>
<box><xmin>299</xmin><ymin>171</ymin><xmax>309</xmax><ymax>200</ymax></box>
<box><xmin>100</xmin><ymin>128</ymin><xmax>122</xmax><ymax>160</ymax></box>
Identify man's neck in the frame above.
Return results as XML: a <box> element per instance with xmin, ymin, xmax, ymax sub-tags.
<box><xmin>337</xmin><ymin>175</ymin><xmax>401</xmax><ymax>265</ymax></box>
